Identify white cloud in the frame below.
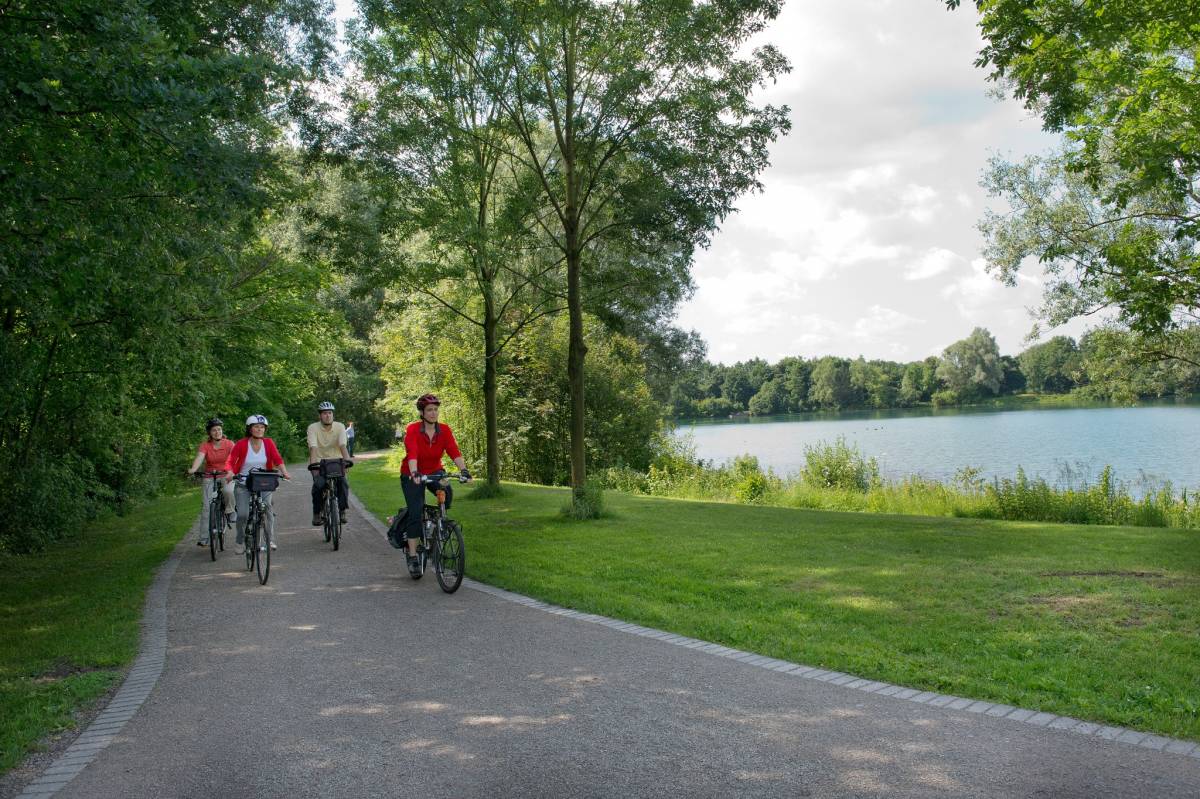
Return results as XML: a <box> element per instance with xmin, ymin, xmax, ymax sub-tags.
<box><xmin>906</xmin><ymin>247</ymin><xmax>963</xmax><ymax>281</ymax></box>
<box><xmin>671</xmin><ymin>0</ymin><xmax>1064</xmax><ymax>363</ymax></box>
<box><xmin>901</xmin><ymin>184</ymin><xmax>940</xmax><ymax>224</ymax></box>
<box><xmin>852</xmin><ymin>305</ymin><xmax>922</xmax><ymax>340</ymax></box>
<box><xmin>940</xmin><ymin>257</ymin><xmax>1003</xmax><ymax>316</ymax></box>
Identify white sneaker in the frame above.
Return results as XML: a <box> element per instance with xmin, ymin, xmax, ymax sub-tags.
<box><xmin>270</xmin><ymin>541</ymin><xmax>277</xmax><ymax>551</ymax></box>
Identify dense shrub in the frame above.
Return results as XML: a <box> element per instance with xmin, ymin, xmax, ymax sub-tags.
<box><xmin>563</xmin><ymin>483</ymin><xmax>606</xmax><ymax>519</ymax></box>
<box><xmin>800</xmin><ymin>437</ymin><xmax>879</xmax><ymax>492</ymax></box>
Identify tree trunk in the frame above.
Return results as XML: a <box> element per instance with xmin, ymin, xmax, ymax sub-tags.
<box><xmin>483</xmin><ymin>299</ymin><xmax>501</xmax><ymax>488</ymax></box>
<box><xmin>566</xmin><ymin>240</ymin><xmax>587</xmax><ymax>491</ymax></box>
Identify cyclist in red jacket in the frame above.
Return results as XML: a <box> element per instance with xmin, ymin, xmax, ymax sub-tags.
<box><xmin>399</xmin><ymin>394</ymin><xmax>471</xmax><ymax>575</ymax></box>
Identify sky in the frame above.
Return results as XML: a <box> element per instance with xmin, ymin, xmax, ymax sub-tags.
<box><xmin>333</xmin><ymin>1</ymin><xmax>1080</xmax><ymax>364</ymax></box>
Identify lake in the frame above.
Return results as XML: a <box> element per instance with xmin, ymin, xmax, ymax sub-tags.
<box><xmin>674</xmin><ymin>401</ymin><xmax>1200</xmax><ymax>493</ymax></box>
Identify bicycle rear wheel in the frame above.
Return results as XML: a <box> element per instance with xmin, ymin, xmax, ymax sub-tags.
<box><xmin>208</xmin><ymin>497</ymin><xmax>221</xmax><ymax>562</ymax></box>
<box><xmin>322</xmin><ymin>490</ymin><xmax>333</xmax><ymax>543</ymax></box>
<box><xmin>434</xmin><ymin>520</ymin><xmax>465</xmax><ymax>594</ymax></box>
<box><xmin>255</xmin><ymin>519</ymin><xmax>270</xmax><ymax>585</ymax></box>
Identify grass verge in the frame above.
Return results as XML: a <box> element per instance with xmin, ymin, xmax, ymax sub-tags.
<box><xmin>352</xmin><ymin>459</ymin><xmax>1200</xmax><ymax>741</ymax></box>
<box><xmin>0</xmin><ymin>492</ymin><xmax>197</xmax><ymax>774</ymax></box>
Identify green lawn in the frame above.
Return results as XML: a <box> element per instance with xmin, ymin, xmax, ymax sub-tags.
<box><xmin>353</xmin><ymin>459</ymin><xmax>1200</xmax><ymax>741</ymax></box>
<box><xmin>0</xmin><ymin>492</ymin><xmax>198</xmax><ymax>773</ymax></box>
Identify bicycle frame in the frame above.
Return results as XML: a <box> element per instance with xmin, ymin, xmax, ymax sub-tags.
<box><xmin>314</xmin><ymin>459</ymin><xmax>351</xmax><ymax>551</ymax></box>
<box><xmin>241</xmin><ymin>468</ymin><xmax>280</xmax><ymax>585</ymax></box>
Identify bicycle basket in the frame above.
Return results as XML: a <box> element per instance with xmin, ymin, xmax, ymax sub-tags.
<box><xmin>246</xmin><ymin>471</ymin><xmax>280</xmax><ymax>493</ymax></box>
<box><xmin>319</xmin><ymin>459</ymin><xmax>344</xmax><ymax>478</ymax></box>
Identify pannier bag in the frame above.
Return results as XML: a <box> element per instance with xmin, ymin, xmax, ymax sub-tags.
<box><xmin>385</xmin><ymin>510</ymin><xmax>407</xmax><ymax>549</ymax></box>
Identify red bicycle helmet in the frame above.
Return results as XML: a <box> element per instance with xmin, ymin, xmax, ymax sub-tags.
<box><xmin>416</xmin><ymin>393</ymin><xmax>440</xmax><ymax>411</ymax></box>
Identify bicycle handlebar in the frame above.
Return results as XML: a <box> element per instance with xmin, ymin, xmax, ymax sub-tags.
<box><xmin>414</xmin><ymin>469</ymin><xmax>470</xmax><ymax>484</ymax></box>
<box><xmin>308</xmin><ymin>458</ymin><xmax>354</xmax><ymax>470</ymax></box>
<box><xmin>236</xmin><ymin>468</ymin><xmax>290</xmax><ymax>482</ymax></box>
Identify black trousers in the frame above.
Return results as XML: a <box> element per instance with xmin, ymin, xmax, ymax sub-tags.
<box><xmin>311</xmin><ymin>473</ymin><xmax>349</xmax><ymax>514</ymax></box>
<box><xmin>401</xmin><ymin>475</ymin><xmax>453</xmax><ymax>540</ymax></box>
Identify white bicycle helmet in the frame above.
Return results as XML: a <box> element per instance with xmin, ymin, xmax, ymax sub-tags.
<box><xmin>245</xmin><ymin>414</ymin><xmax>269</xmax><ymax>426</ymax></box>
<box><xmin>317</xmin><ymin>401</ymin><xmax>335</xmax><ymax>411</ymax></box>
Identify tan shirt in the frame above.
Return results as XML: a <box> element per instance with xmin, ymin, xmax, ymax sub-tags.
<box><xmin>306</xmin><ymin>421</ymin><xmax>348</xmax><ymax>460</ymax></box>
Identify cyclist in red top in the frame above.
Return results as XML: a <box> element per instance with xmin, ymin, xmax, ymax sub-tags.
<box><xmin>400</xmin><ymin>394</ymin><xmax>471</xmax><ymax>575</ymax></box>
<box><xmin>187</xmin><ymin>418</ymin><xmax>236</xmax><ymax>547</ymax></box>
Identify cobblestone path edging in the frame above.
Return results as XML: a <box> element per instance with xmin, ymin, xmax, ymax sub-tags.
<box><xmin>16</xmin><ymin>522</ymin><xmax>189</xmax><ymax>798</ymax></box>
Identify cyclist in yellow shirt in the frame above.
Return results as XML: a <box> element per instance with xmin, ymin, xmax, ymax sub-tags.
<box><xmin>307</xmin><ymin>401</ymin><xmax>352</xmax><ymax>526</ymax></box>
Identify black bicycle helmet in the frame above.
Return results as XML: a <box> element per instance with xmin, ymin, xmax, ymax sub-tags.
<box><xmin>205</xmin><ymin>417</ymin><xmax>224</xmax><ymax>432</ymax></box>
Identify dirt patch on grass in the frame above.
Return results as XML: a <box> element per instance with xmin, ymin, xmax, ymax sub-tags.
<box><xmin>30</xmin><ymin>661</ymin><xmax>107</xmax><ymax>684</ymax></box>
<box><xmin>1029</xmin><ymin>595</ymin><xmax>1101</xmax><ymax>613</ymax></box>
<box><xmin>1040</xmin><ymin>571</ymin><xmax>1164</xmax><ymax>579</ymax></box>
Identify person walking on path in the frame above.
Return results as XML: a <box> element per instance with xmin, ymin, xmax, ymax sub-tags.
<box><xmin>346</xmin><ymin>421</ymin><xmax>356</xmax><ymax>456</ymax></box>
<box><xmin>399</xmin><ymin>393</ymin><xmax>470</xmax><ymax>576</ymax></box>
<box><xmin>228</xmin><ymin>414</ymin><xmax>292</xmax><ymax>554</ymax></box>
<box><xmin>307</xmin><ymin>401</ymin><xmax>352</xmax><ymax>527</ymax></box>
<box><xmin>186</xmin><ymin>417</ymin><xmax>236</xmax><ymax>547</ymax></box>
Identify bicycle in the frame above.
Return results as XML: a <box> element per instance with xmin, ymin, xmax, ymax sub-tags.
<box><xmin>196</xmin><ymin>470</ymin><xmax>230</xmax><ymax>562</ymax></box>
<box><xmin>311</xmin><ymin>458</ymin><xmax>353</xmax><ymax>551</ymax></box>
<box><xmin>409</xmin><ymin>470</ymin><xmax>469</xmax><ymax>593</ymax></box>
<box><xmin>242</xmin><ymin>468</ymin><xmax>282</xmax><ymax>585</ymax></box>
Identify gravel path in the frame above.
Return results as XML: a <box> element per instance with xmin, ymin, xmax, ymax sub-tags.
<box><xmin>21</xmin><ymin>467</ymin><xmax>1200</xmax><ymax>798</ymax></box>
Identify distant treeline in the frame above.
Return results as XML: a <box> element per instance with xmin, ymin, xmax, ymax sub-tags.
<box><xmin>662</xmin><ymin>327</ymin><xmax>1200</xmax><ymax>419</ymax></box>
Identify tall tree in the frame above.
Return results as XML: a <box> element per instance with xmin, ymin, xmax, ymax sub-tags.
<box><xmin>1018</xmin><ymin>335</ymin><xmax>1079</xmax><ymax>393</ymax></box>
<box><xmin>404</xmin><ymin>0</ymin><xmax>790</xmax><ymax>510</ymax></box>
<box><xmin>937</xmin><ymin>327</ymin><xmax>1004</xmax><ymax>400</ymax></box>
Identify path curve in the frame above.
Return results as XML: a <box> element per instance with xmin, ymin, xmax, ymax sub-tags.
<box><xmin>17</xmin><ymin>467</ymin><xmax>1200</xmax><ymax>798</ymax></box>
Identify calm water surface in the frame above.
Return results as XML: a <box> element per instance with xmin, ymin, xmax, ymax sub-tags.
<box><xmin>675</xmin><ymin>402</ymin><xmax>1200</xmax><ymax>492</ymax></box>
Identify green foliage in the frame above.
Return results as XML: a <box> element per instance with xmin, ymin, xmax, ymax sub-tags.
<box><xmin>950</xmin><ymin>0</ymin><xmax>1200</xmax><ymax>338</ymax></box>
<box><xmin>1019</xmin><ymin>336</ymin><xmax>1081</xmax><ymax>394</ymax></box>
<box><xmin>937</xmin><ymin>327</ymin><xmax>1003</xmax><ymax>399</ymax></box>
<box><xmin>731</xmin><ymin>455</ymin><xmax>769</xmax><ymax>504</ymax></box>
<box><xmin>373</xmin><ymin>307</ymin><xmax>662</xmax><ymax>485</ymax></box>
<box><xmin>985</xmin><ymin>465</ymin><xmax>1200</xmax><ymax>528</ymax></box>
<box><xmin>808</xmin><ymin>357</ymin><xmax>856</xmax><ymax>409</ymax></box>
<box><xmin>0</xmin><ymin>1</ymin><xmax>335</xmax><ymax>550</ymax></box>
<box><xmin>800</xmin><ymin>437</ymin><xmax>880</xmax><ymax>493</ymax></box>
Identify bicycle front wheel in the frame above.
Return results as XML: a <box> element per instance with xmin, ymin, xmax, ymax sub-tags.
<box><xmin>208</xmin><ymin>503</ymin><xmax>220</xmax><ymax>562</ymax></box>
<box><xmin>245</xmin><ymin>510</ymin><xmax>257</xmax><ymax>571</ymax></box>
<box><xmin>255</xmin><ymin>523</ymin><xmax>270</xmax><ymax>585</ymax></box>
<box><xmin>330</xmin><ymin>501</ymin><xmax>341</xmax><ymax>551</ymax></box>
<box><xmin>434</xmin><ymin>520</ymin><xmax>465</xmax><ymax>594</ymax></box>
